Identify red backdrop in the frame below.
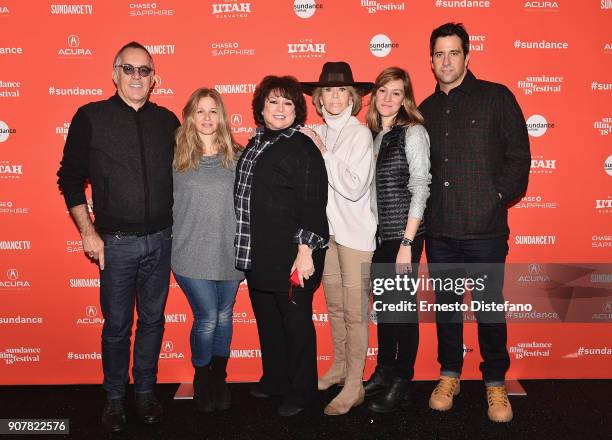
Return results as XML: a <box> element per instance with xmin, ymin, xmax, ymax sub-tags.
<box><xmin>1</xmin><ymin>0</ymin><xmax>611</xmax><ymax>385</ymax></box>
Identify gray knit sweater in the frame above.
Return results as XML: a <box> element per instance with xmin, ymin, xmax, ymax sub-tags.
<box><xmin>171</xmin><ymin>154</ymin><xmax>244</xmax><ymax>281</ymax></box>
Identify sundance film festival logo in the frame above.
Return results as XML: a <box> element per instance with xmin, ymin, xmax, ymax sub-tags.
<box><xmin>435</xmin><ymin>0</ymin><xmax>491</xmax><ymax>8</ymax></box>
<box><xmin>230</xmin><ymin>348</ymin><xmax>261</xmax><ymax>358</ymax></box>
<box><xmin>0</xmin><ymin>161</ymin><xmax>23</xmax><ymax>179</ymax></box>
<box><xmin>56</xmin><ymin>122</ymin><xmax>70</xmax><ymax>141</ymax></box>
<box><xmin>50</xmin><ymin>4</ymin><xmax>93</xmax><ymax>14</ymax></box>
<box><xmin>69</xmin><ymin>278</ymin><xmax>100</xmax><ymax>288</ymax></box>
<box><xmin>0</xmin><ymin>80</ymin><xmax>20</xmax><ymax>98</ymax></box>
<box><xmin>0</xmin><ymin>46</ymin><xmax>22</xmax><ymax>55</ymax></box>
<box><xmin>517</xmin><ymin>263</ymin><xmax>551</xmax><ymax>283</ymax></box>
<box><xmin>129</xmin><ymin>2</ymin><xmax>174</xmax><ymax>16</ymax></box>
<box><xmin>151</xmin><ymin>75</ymin><xmax>174</xmax><ymax>96</ymax></box>
<box><xmin>164</xmin><ymin>313</ymin><xmax>187</xmax><ymax>324</ymax></box>
<box><xmin>160</xmin><ymin>340</ymin><xmax>185</xmax><ymax>360</ymax></box>
<box><xmin>0</xmin><ymin>347</ymin><xmax>40</xmax><ymax>365</ymax></box>
<box><xmin>605</xmin><ymin>155</ymin><xmax>612</xmax><ymax>176</ymax></box>
<box><xmin>595</xmin><ymin>197</ymin><xmax>612</xmax><ymax>214</ymax></box>
<box><xmin>0</xmin><ymin>120</ymin><xmax>16</xmax><ymax>142</ymax></box>
<box><xmin>288</xmin><ymin>39</ymin><xmax>325</xmax><ymax>59</ymax></box>
<box><xmin>58</xmin><ymin>34</ymin><xmax>93</xmax><ymax>57</ymax></box>
<box><xmin>211</xmin><ymin>41</ymin><xmax>255</xmax><ymax>57</ymax></box>
<box><xmin>0</xmin><ymin>269</ymin><xmax>31</xmax><ymax>289</ymax></box>
<box><xmin>509</xmin><ymin>342</ymin><xmax>552</xmax><ymax>359</ymax></box>
<box><xmin>0</xmin><ymin>241</ymin><xmax>31</xmax><ymax>251</ymax></box>
<box><xmin>370</xmin><ymin>34</ymin><xmax>398</xmax><ymax>58</ymax></box>
<box><xmin>0</xmin><ymin>315</ymin><xmax>43</xmax><ymax>325</ymax></box>
<box><xmin>212</xmin><ymin>1</ymin><xmax>251</xmax><ymax>18</ymax></box>
<box><xmin>524</xmin><ymin>1</ymin><xmax>559</xmax><ymax>10</ymax></box>
<box><xmin>360</xmin><ymin>0</ymin><xmax>405</xmax><ymax>14</ymax></box>
<box><xmin>518</xmin><ymin>75</ymin><xmax>563</xmax><ymax>95</ymax></box>
<box><xmin>530</xmin><ymin>155</ymin><xmax>556</xmax><ymax>175</ymax></box>
<box><xmin>144</xmin><ymin>43</ymin><xmax>175</xmax><ymax>56</ymax></box>
<box><xmin>514</xmin><ymin>235</ymin><xmax>556</xmax><ymax>246</ymax></box>
<box><xmin>515</xmin><ymin>194</ymin><xmax>557</xmax><ymax>209</ymax></box>
<box><xmin>469</xmin><ymin>35</ymin><xmax>486</xmax><ymax>52</ymax></box>
<box><xmin>594</xmin><ymin>117</ymin><xmax>611</xmax><ymax>136</ymax></box>
<box><xmin>230</xmin><ymin>113</ymin><xmax>255</xmax><ymax>137</ymax></box>
<box><xmin>592</xmin><ymin>235</ymin><xmax>612</xmax><ymax>248</ymax></box>
<box><xmin>514</xmin><ymin>39</ymin><xmax>568</xmax><ymax>50</ymax></box>
<box><xmin>0</xmin><ymin>200</ymin><xmax>29</xmax><ymax>215</ymax></box>
<box><xmin>76</xmin><ymin>305</ymin><xmax>104</xmax><ymax>325</ymax></box>
<box><xmin>294</xmin><ymin>0</ymin><xmax>323</xmax><ymax>18</ymax></box>
<box><xmin>214</xmin><ymin>83</ymin><xmax>256</xmax><ymax>94</ymax></box>
<box><xmin>526</xmin><ymin>114</ymin><xmax>554</xmax><ymax>137</ymax></box>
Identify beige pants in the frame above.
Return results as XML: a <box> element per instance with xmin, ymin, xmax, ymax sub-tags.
<box><xmin>321</xmin><ymin>236</ymin><xmax>373</xmax><ymax>387</ymax></box>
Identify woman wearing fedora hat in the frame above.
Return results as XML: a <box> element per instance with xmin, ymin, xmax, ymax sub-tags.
<box><xmin>363</xmin><ymin>67</ymin><xmax>431</xmax><ymax>413</ymax></box>
<box><xmin>301</xmin><ymin>61</ymin><xmax>377</xmax><ymax>416</ymax></box>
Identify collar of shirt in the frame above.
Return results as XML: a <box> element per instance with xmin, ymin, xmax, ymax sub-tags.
<box><xmin>435</xmin><ymin>69</ymin><xmax>478</xmax><ymax>97</ymax></box>
<box><xmin>254</xmin><ymin>123</ymin><xmax>302</xmax><ymax>148</ymax></box>
<box><xmin>110</xmin><ymin>93</ymin><xmax>152</xmax><ymax>113</ymax></box>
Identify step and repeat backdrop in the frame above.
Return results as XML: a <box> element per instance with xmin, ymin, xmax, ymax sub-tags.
<box><xmin>1</xmin><ymin>1</ymin><xmax>611</xmax><ymax>385</ymax></box>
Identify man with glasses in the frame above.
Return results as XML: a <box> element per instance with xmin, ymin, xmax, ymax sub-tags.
<box><xmin>57</xmin><ymin>42</ymin><xmax>180</xmax><ymax>432</ymax></box>
<box><xmin>419</xmin><ymin>23</ymin><xmax>531</xmax><ymax>423</ymax></box>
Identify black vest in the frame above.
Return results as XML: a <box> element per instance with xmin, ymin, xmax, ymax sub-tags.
<box><xmin>376</xmin><ymin>125</ymin><xmax>425</xmax><ymax>241</ymax></box>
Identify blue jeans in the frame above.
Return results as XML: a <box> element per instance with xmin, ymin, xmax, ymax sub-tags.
<box><xmin>173</xmin><ymin>274</ymin><xmax>240</xmax><ymax>367</ymax></box>
<box><xmin>99</xmin><ymin>227</ymin><xmax>172</xmax><ymax>399</ymax></box>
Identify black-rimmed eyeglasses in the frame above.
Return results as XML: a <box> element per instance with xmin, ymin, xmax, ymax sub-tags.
<box><xmin>114</xmin><ymin>64</ymin><xmax>154</xmax><ymax>77</ymax></box>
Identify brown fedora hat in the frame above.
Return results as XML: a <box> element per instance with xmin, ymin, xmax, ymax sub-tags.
<box><xmin>300</xmin><ymin>61</ymin><xmax>374</xmax><ymax>96</ymax></box>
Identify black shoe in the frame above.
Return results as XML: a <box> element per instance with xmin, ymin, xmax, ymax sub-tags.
<box><xmin>210</xmin><ymin>356</ymin><xmax>231</xmax><ymax>410</ymax></box>
<box><xmin>250</xmin><ymin>383</ymin><xmax>271</xmax><ymax>399</ymax></box>
<box><xmin>364</xmin><ymin>365</ymin><xmax>393</xmax><ymax>397</ymax></box>
<box><xmin>135</xmin><ymin>391</ymin><xmax>163</xmax><ymax>424</ymax></box>
<box><xmin>194</xmin><ymin>364</ymin><xmax>215</xmax><ymax>413</ymax></box>
<box><xmin>278</xmin><ymin>402</ymin><xmax>304</xmax><ymax>417</ymax></box>
<box><xmin>368</xmin><ymin>377</ymin><xmax>411</xmax><ymax>413</ymax></box>
<box><xmin>101</xmin><ymin>398</ymin><xmax>126</xmax><ymax>432</ymax></box>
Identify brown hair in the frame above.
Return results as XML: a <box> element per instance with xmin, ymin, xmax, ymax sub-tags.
<box><xmin>366</xmin><ymin>67</ymin><xmax>424</xmax><ymax>132</ymax></box>
<box><xmin>174</xmin><ymin>88</ymin><xmax>240</xmax><ymax>172</ymax></box>
<box><xmin>311</xmin><ymin>86</ymin><xmax>362</xmax><ymax>116</ymax></box>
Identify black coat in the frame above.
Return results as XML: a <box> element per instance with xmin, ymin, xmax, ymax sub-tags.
<box><xmin>240</xmin><ymin>130</ymin><xmax>329</xmax><ymax>292</ymax></box>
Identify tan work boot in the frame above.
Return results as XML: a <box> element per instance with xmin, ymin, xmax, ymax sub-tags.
<box><xmin>486</xmin><ymin>385</ymin><xmax>513</xmax><ymax>422</ymax></box>
<box><xmin>429</xmin><ymin>376</ymin><xmax>460</xmax><ymax>411</ymax></box>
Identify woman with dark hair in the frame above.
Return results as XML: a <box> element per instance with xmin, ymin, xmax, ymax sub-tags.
<box><xmin>363</xmin><ymin>67</ymin><xmax>431</xmax><ymax>412</ymax></box>
<box><xmin>300</xmin><ymin>61</ymin><xmax>376</xmax><ymax>416</ymax></box>
<box><xmin>234</xmin><ymin>75</ymin><xmax>328</xmax><ymax>417</ymax></box>
<box><xmin>172</xmin><ymin>87</ymin><xmax>243</xmax><ymax>413</ymax></box>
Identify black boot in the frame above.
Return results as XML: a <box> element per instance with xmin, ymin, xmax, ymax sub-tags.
<box><xmin>135</xmin><ymin>391</ymin><xmax>163</xmax><ymax>424</ymax></box>
<box><xmin>368</xmin><ymin>377</ymin><xmax>411</xmax><ymax>413</ymax></box>
<box><xmin>210</xmin><ymin>356</ymin><xmax>231</xmax><ymax>410</ymax></box>
<box><xmin>101</xmin><ymin>398</ymin><xmax>126</xmax><ymax>432</ymax></box>
<box><xmin>194</xmin><ymin>364</ymin><xmax>215</xmax><ymax>413</ymax></box>
<box><xmin>364</xmin><ymin>365</ymin><xmax>393</xmax><ymax>397</ymax></box>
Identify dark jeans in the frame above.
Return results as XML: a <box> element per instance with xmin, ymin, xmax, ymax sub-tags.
<box><xmin>425</xmin><ymin>236</ymin><xmax>510</xmax><ymax>384</ymax></box>
<box><xmin>372</xmin><ymin>236</ymin><xmax>424</xmax><ymax>380</ymax></box>
<box><xmin>99</xmin><ymin>227</ymin><xmax>172</xmax><ymax>399</ymax></box>
<box><xmin>249</xmin><ymin>286</ymin><xmax>318</xmax><ymax>407</ymax></box>
<box><xmin>174</xmin><ymin>274</ymin><xmax>240</xmax><ymax>367</ymax></box>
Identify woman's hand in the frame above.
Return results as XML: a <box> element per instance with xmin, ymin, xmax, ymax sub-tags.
<box><xmin>291</xmin><ymin>244</ymin><xmax>315</xmax><ymax>288</ymax></box>
<box><xmin>299</xmin><ymin>127</ymin><xmax>326</xmax><ymax>155</ymax></box>
<box><xmin>395</xmin><ymin>245</ymin><xmax>412</xmax><ymax>275</ymax></box>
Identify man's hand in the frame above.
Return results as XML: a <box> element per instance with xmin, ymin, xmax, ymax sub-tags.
<box><xmin>82</xmin><ymin>229</ymin><xmax>105</xmax><ymax>270</ymax></box>
<box><xmin>291</xmin><ymin>244</ymin><xmax>315</xmax><ymax>288</ymax></box>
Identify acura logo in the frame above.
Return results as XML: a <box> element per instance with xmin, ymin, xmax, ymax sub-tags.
<box><xmin>163</xmin><ymin>341</ymin><xmax>174</xmax><ymax>352</ymax></box>
<box><xmin>154</xmin><ymin>74</ymin><xmax>162</xmax><ymax>86</ymax></box>
<box><xmin>6</xmin><ymin>269</ymin><xmax>18</xmax><ymax>280</ymax></box>
<box><xmin>528</xmin><ymin>263</ymin><xmax>541</xmax><ymax>275</ymax></box>
<box><xmin>86</xmin><ymin>305</ymin><xmax>97</xmax><ymax>317</ymax></box>
<box><xmin>604</xmin><ymin>302</ymin><xmax>612</xmax><ymax>313</ymax></box>
<box><xmin>231</xmin><ymin>114</ymin><xmax>242</xmax><ymax>126</ymax></box>
<box><xmin>67</xmin><ymin>34</ymin><xmax>80</xmax><ymax>48</ymax></box>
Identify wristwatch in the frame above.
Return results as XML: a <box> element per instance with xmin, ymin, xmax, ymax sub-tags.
<box><xmin>400</xmin><ymin>237</ymin><xmax>413</xmax><ymax>247</ymax></box>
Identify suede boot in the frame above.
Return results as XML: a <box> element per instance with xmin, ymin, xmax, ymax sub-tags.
<box><xmin>210</xmin><ymin>356</ymin><xmax>231</xmax><ymax>410</ymax></box>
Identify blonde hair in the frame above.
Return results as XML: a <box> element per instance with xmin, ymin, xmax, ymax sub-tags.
<box><xmin>366</xmin><ymin>67</ymin><xmax>424</xmax><ymax>132</ymax></box>
<box><xmin>311</xmin><ymin>86</ymin><xmax>362</xmax><ymax>116</ymax></box>
<box><xmin>174</xmin><ymin>88</ymin><xmax>240</xmax><ymax>171</ymax></box>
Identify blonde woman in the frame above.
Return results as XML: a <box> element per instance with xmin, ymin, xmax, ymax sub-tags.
<box><xmin>301</xmin><ymin>62</ymin><xmax>376</xmax><ymax>416</ymax></box>
<box><xmin>172</xmin><ymin>88</ymin><xmax>243</xmax><ymax>413</ymax></box>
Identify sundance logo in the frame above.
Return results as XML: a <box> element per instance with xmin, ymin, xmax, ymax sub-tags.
<box><xmin>164</xmin><ymin>313</ymin><xmax>187</xmax><ymax>323</ymax></box>
<box><xmin>605</xmin><ymin>155</ymin><xmax>612</xmax><ymax>176</ymax></box>
<box><xmin>594</xmin><ymin>117</ymin><xmax>611</xmax><ymax>136</ymax></box>
<box><xmin>530</xmin><ymin>155</ymin><xmax>556</xmax><ymax>174</ymax></box>
<box><xmin>0</xmin><ymin>347</ymin><xmax>40</xmax><ymax>365</ymax></box>
<box><xmin>469</xmin><ymin>35</ymin><xmax>486</xmax><ymax>52</ymax></box>
<box><xmin>0</xmin><ymin>315</ymin><xmax>43</xmax><ymax>325</ymax></box>
<box><xmin>602</xmin><ymin>0</ymin><xmax>612</xmax><ymax>9</ymax></box>
<box><xmin>69</xmin><ymin>278</ymin><xmax>100</xmax><ymax>288</ymax></box>
<box><xmin>129</xmin><ymin>2</ymin><xmax>174</xmax><ymax>16</ymax></box>
<box><xmin>0</xmin><ymin>80</ymin><xmax>21</xmax><ymax>98</ymax></box>
<box><xmin>230</xmin><ymin>348</ymin><xmax>261</xmax><ymax>358</ymax></box>
<box><xmin>288</xmin><ymin>39</ymin><xmax>325</xmax><ymax>59</ymax></box>
<box><xmin>518</xmin><ymin>75</ymin><xmax>563</xmax><ymax>95</ymax></box>
<box><xmin>152</xmin><ymin>75</ymin><xmax>174</xmax><ymax>96</ymax></box>
<box><xmin>58</xmin><ymin>34</ymin><xmax>93</xmax><ymax>57</ymax></box>
<box><xmin>526</xmin><ymin>114</ymin><xmax>554</xmax><ymax>137</ymax></box>
<box><xmin>0</xmin><ymin>240</ymin><xmax>30</xmax><ymax>250</ymax></box>
<box><xmin>50</xmin><ymin>4</ymin><xmax>93</xmax><ymax>14</ymax></box>
<box><xmin>76</xmin><ymin>305</ymin><xmax>104</xmax><ymax>325</ymax></box>
<box><xmin>360</xmin><ymin>0</ymin><xmax>405</xmax><ymax>14</ymax></box>
<box><xmin>370</xmin><ymin>34</ymin><xmax>398</xmax><ymax>58</ymax></box>
<box><xmin>0</xmin><ymin>120</ymin><xmax>16</xmax><ymax>142</ymax></box>
<box><xmin>159</xmin><ymin>340</ymin><xmax>185</xmax><ymax>360</ymax></box>
<box><xmin>509</xmin><ymin>341</ymin><xmax>552</xmax><ymax>359</ymax></box>
<box><xmin>0</xmin><ymin>200</ymin><xmax>29</xmax><ymax>215</ymax></box>
<box><xmin>56</xmin><ymin>122</ymin><xmax>70</xmax><ymax>140</ymax></box>
<box><xmin>0</xmin><ymin>269</ymin><xmax>31</xmax><ymax>289</ymax></box>
<box><xmin>144</xmin><ymin>43</ymin><xmax>175</xmax><ymax>55</ymax></box>
<box><xmin>212</xmin><ymin>1</ymin><xmax>251</xmax><ymax>18</ymax></box>
<box><xmin>0</xmin><ymin>47</ymin><xmax>22</xmax><ymax>55</ymax></box>
<box><xmin>214</xmin><ymin>83</ymin><xmax>256</xmax><ymax>94</ymax></box>
<box><xmin>294</xmin><ymin>0</ymin><xmax>323</xmax><ymax>18</ymax></box>
<box><xmin>524</xmin><ymin>1</ymin><xmax>559</xmax><ymax>10</ymax></box>
<box><xmin>514</xmin><ymin>235</ymin><xmax>556</xmax><ymax>245</ymax></box>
